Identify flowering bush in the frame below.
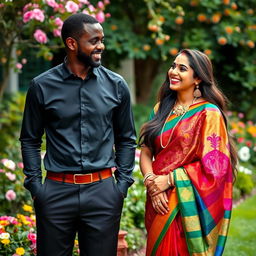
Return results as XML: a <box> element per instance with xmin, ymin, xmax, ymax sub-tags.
<box><xmin>0</xmin><ymin>0</ymin><xmax>111</xmax><ymax>96</ymax></box>
<box><xmin>229</xmin><ymin>111</ymin><xmax>256</xmax><ymax>167</ymax></box>
<box><xmin>0</xmin><ymin>205</ymin><xmax>36</xmax><ymax>256</ymax></box>
<box><xmin>0</xmin><ymin>158</ymin><xmax>31</xmax><ymax>216</ymax></box>
<box><xmin>229</xmin><ymin>111</ymin><xmax>256</xmax><ymax>197</ymax></box>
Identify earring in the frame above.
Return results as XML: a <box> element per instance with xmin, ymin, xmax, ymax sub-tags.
<box><xmin>193</xmin><ymin>83</ymin><xmax>202</xmax><ymax>98</ymax></box>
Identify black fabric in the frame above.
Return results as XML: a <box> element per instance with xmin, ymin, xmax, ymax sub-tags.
<box><xmin>34</xmin><ymin>177</ymin><xmax>124</xmax><ymax>256</ymax></box>
<box><xmin>20</xmin><ymin>61</ymin><xmax>136</xmax><ymax>197</ymax></box>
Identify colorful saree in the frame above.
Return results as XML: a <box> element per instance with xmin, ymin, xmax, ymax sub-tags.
<box><xmin>145</xmin><ymin>101</ymin><xmax>233</xmax><ymax>256</ymax></box>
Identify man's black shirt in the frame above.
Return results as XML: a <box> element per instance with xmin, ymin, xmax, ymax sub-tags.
<box><xmin>20</xmin><ymin>62</ymin><xmax>137</xmax><ymax>197</ymax></box>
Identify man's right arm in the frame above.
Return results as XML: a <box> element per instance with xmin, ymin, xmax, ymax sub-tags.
<box><xmin>19</xmin><ymin>80</ymin><xmax>44</xmax><ymax>197</ymax></box>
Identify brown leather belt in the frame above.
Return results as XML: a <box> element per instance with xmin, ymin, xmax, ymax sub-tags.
<box><xmin>46</xmin><ymin>169</ymin><xmax>112</xmax><ymax>184</ymax></box>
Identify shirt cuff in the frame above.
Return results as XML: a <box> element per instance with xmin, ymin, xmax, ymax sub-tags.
<box><xmin>116</xmin><ymin>179</ymin><xmax>134</xmax><ymax>198</ymax></box>
<box><xmin>24</xmin><ymin>176</ymin><xmax>42</xmax><ymax>197</ymax></box>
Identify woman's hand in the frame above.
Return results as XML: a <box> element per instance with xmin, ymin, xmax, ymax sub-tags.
<box><xmin>151</xmin><ymin>191</ymin><xmax>169</xmax><ymax>215</ymax></box>
<box><xmin>147</xmin><ymin>175</ymin><xmax>170</xmax><ymax>197</ymax></box>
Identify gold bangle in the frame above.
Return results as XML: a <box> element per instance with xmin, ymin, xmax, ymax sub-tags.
<box><xmin>143</xmin><ymin>172</ymin><xmax>153</xmax><ymax>183</ymax></box>
<box><xmin>168</xmin><ymin>172</ymin><xmax>174</xmax><ymax>187</ymax></box>
<box><xmin>167</xmin><ymin>174</ymin><xmax>171</xmax><ymax>187</ymax></box>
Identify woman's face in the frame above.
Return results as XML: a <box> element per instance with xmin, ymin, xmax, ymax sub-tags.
<box><xmin>168</xmin><ymin>53</ymin><xmax>200</xmax><ymax>93</ymax></box>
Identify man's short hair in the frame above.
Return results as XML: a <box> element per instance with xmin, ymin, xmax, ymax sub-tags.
<box><xmin>61</xmin><ymin>13</ymin><xmax>99</xmax><ymax>46</ymax></box>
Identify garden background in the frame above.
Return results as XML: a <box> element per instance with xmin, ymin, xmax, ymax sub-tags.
<box><xmin>0</xmin><ymin>0</ymin><xmax>256</xmax><ymax>255</ymax></box>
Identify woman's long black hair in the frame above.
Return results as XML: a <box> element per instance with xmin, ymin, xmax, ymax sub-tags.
<box><xmin>139</xmin><ymin>49</ymin><xmax>238</xmax><ymax>179</ymax></box>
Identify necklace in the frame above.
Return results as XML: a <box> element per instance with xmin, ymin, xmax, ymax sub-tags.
<box><xmin>160</xmin><ymin>98</ymin><xmax>196</xmax><ymax>148</ymax></box>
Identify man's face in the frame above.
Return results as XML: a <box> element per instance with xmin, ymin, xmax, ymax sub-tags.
<box><xmin>76</xmin><ymin>23</ymin><xmax>105</xmax><ymax>67</ymax></box>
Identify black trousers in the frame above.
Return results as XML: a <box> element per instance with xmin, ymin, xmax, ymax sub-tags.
<box><xmin>34</xmin><ymin>176</ymin><xmax>124</xmax><ymax>256</ymax></box>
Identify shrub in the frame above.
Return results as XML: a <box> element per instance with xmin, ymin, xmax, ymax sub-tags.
<box><xmin>0</xmin><ymin>159</ymin><xmax>31</xmax><ymax>216</ymax></box>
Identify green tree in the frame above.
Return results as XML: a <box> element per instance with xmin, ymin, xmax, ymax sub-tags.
<box><xmin>103</xmin><ymin>0</ymin><xmax>256</xmax><ymax>115</ymax></box>
<box><xmin>0</xmin><ymin>0</ymin><xmax>109</xmax><ymax>98</ymax></box>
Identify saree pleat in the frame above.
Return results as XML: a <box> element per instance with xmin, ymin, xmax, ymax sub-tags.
<box><xmin>146</xmin><ymin>101</ymin><xmax>233</xmax><ymax>256</ymax></box>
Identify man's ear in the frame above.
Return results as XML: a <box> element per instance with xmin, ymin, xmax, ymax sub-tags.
<box><xmin>66</xmin><ymin>37</ymin><xmax>77</xmax><ymax>51</ymax></box>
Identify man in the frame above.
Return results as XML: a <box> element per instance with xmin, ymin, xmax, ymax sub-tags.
<box><xmin>20</xmin><ymin>13</ymin><xmax>136</xmax><ymax>256</ymax></box>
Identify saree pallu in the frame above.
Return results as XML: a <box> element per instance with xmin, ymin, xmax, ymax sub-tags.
<box><xmin>146</xmin><ymin>101</ymin><xmax>233</xmax><ymax>256</ymax></box>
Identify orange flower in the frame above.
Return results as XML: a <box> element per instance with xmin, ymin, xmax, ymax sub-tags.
<box><xmin>16</xmin><ymin>49</ymin><xmax>22</xmax><ymax>56</ymax></box>
<box><xmin>148</xmin><ymin>24</ymin><xmax>160</xmax><ymax>32</ymax></box>
<box><xmin>190</xmin><ymin>0</ymin><xmax>199</xmax><ymax>6</ymax></box>
<box><xmin>218</xmin><ymin>37</ymin><xmax>227</xmax><ymax>45</ymax></box>
<box><xmin>165</xmin><ymin>35</ymin><xmax>170</xmax><ymax>41</ymax></box>
<box><xmin>143</xmin><ymin>44</ymin><xmax>151</xmax><ymax>51</ymax></box>
<box><xmin>175</xmin><ymin>16</ymin><xmax>184</xmax><ymax>25</ymax></box>
<box><xmin>247</xmin><ymin>9</ymin><xmax>254</xmax><ymax>15</ymax></box>
<box><xmin>222</xmin><ymin>0</ymin><xmax>230</xmax><ymax>4</ymax></box>
<box><xmin>110</xmin><ymin>25</ymin><xmax>118</xmax><ymax>31</ymax></box>
<box><xmin>1</xmin><ymin>57</ymin><xmax>7</xmax><ymax>64</ymax></box>
<box><xmin>169</xmin><ymin>48</ymin><xmax>178</xmax><ymax>56</ymax></box>
<box><xmin>247</xmin><ymin>40</ymin><xmax>255</xmax><ymax>48</ymax></box>
<box><xmin>231</xmin><ymin>2</ymin><xmax>237</xmax><ymax>10</ymax></box>
<box><xmin>211</xmin><ymin>13</ymin><xmax>221</xmax><ymax>23</ymax></box>
<box><xmin>225</xmin><ymin>26</ymin><xmax>233</xmax><ymax>34</ymax></box>
<box><xmin>155</xmin><ymin>38</ymin><xmax>164</xmax><ymax>45</ymax></box>
<box><xmin>197</xmin><ymin>14</ymin><xmax>207</xmax><ymax>22</ymax></box>
<box><xmin>248</xmin><ymin>25</ymin><xmax>256</xmax><ymax>30</ymax></box>
<box><xmin>204</xmin><ymin>49</ymin><xmax>212</xmax><ymax>55</ymax></box>
<box><xmin>158</xmin><ymin>16</ymin><xmax>165</xmax><ymax>22</ymax></box>
<box><xmin>224</xmin><ymin>8</ymin><xmax>231</xmax><ymax>16</ymax></box>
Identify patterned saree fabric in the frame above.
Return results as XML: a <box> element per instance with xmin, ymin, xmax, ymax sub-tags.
<box><xmin>145</xmin><ymin>101</ymin><xmax>233</xmax><ymax>256</ymax></box>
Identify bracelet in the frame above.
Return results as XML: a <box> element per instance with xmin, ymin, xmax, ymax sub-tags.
<box><xmin>167</xmin><ymin>173</ymin><xmax>171</xmax><ymax>186</ymax></box>
<box><xmin>143</xmin><ymin>172</ymin><xmax>153</xmax><ymax>183</ymax></box>
<box><xmin>168</xmin><ymin>172</ymin><xmax>174</xmax><ymax>187</ymax></box>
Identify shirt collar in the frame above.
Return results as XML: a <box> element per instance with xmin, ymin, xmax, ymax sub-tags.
<box><xmin>62</xmin><ymin>57</ymin><xmax>99</xmax><ymax>80</ymax></box>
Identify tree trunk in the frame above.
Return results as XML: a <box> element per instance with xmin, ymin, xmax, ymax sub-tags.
<box><xmin>134</xmin><ymin>58</ymin><xmax>161</xmax><ymax>104</ymax></box>
<box><xmin>0</xmin><ymin>67</ymin><xmax>10</xmax><ymax>99</ymax></box>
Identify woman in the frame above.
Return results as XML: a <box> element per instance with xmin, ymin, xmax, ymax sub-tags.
<box><xmin>139</xmin><ymin>49</ymin><xmax>237</xmax><ymax>256</ymax></box>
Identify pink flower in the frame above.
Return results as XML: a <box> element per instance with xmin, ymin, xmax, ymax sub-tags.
<box><xmin>237</xmin><ymin>137</ymin><xmax>244</xmax><ymax>143</ymax></box>
<box><xmin>1</xmin><ymin>159</ymin><xmax>16</xmax><ymax>170</ymax></box>
<box><xmin>17</xmin><ymin>162</ymin><xmax>24</xmax><ymax>169</ymax></box>
<box><xmin>23</xmin><ymin>10</ymin><xmax>34</xmax><ymax>23</ymax></box>
<box><xmin>33</xmin><ymin>8</ymin><xmax>45</xmax><ymax>22</ymax></box>
<box><xmin>5</xmin><ymin>172</ymin><xmax>16</xmax><ymax>181</ymax></box>
<box><xmin>34</xmin><ymin>29</ymin><xmax>48</xmax><ymax>44</ymax></box>
<box><xmin>88</xmin><ymin>4</ymin><xmax>95</xmax><ymax>12</ymax></box>
<box><xmin>5</xmin><ymin>190</ymin><xmax>16</xmax><ymax>201</ymax></box>
<box><xmin>96</xmin><ymin>11</ymin><xmax>105</xmax><ymax>23</ymax></box>
<box><xmin>238</xmin><ymin>112</ymin><xmax>244</xmax><ymax>118</ymax></box>
<box><xmin>227</xmin><ymin>111</ymin><xmax>232</xmax><ymax>117</ymax></box>
<box><xmin>0</xmin><ymin>169</ymin><xmax>4</xmax><ymax>173</ymax></box>
<box><xmin>53</xmin><ymin>29</ymin><xmax>61</xmax><ymax>37</ymax></box>
<box><xmin>54</xmin><ymin>17</ymin><xmax>63</xmax><ymax>28</ymax></box>
<box><xmin>65</xmin><ymin>1</ymin><xmax>79</xmax><ymax>13</ymax></box>
<box><xmin>23</xmin><ymin>8</ymin><xmax>45</xmax><ymax>23</ymax></box>
<box><xmin>104</xmin><ymin>0</ymin><xmax>110</xmax><ymax>4</ymax></box>
<box><xmin>21</xmin><ymin>58</ymin><xmax>27</xmax><ymax>64</ymax></box>
<box><xmin>28</xmin><ymin>232</ymin><xmax>37</xmax><ymax>243</ymax></box>
<box><xmin>16</xmin><ymin>63</ymin><xmax>23</xmax><ymax>70</ymax></box>
<box><xmin>105</xmin><ymin>13</ymin><xmax>111</xmax><ymax>18</ymax></box>
<box><xmin>46</xmin><ymin>0</ymin><xmax>59</xmax><ymax>8</ymax></box>
<box><xmin>79</xmin><ymin>0</ymin><xmax>89</xmax><ymax>4</ymax></box>
<box><xmin>97</xmin><ymin>1</ymin><xmax>104</xmax><ymax>8</ymax></box>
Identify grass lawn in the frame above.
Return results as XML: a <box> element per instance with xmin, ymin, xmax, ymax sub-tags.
<box><xmin>224</xmin><ymin>194</ymin><xmax>256</xmax><ymax>256</ymax></box>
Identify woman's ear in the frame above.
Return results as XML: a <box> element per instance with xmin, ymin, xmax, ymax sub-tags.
<box><xmin>195</xmin><ymin>78</ymin><xmax>202</xmax><ymax>85</ymax></box>
<box><xmin>66</xmin><ymin>37</ymin><xmax>77</xmax><ymax>51</ymax></box>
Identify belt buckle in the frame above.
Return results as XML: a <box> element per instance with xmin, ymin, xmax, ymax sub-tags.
<box><xmin>74</xmin><ymin>173</ymin><xmax>93</xmax><ymax>184</ymax></box>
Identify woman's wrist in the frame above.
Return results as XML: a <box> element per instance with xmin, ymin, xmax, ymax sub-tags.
<box><xmin>143</xmin><ymin>172</ymin><xmax>154</xmax><ymax>184</ymax></box>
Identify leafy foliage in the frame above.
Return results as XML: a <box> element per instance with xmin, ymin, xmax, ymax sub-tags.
<box><xmin>103</xmin><ymin>0</ymin><xmax>256</xmax><ymax>114</ymax></box>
